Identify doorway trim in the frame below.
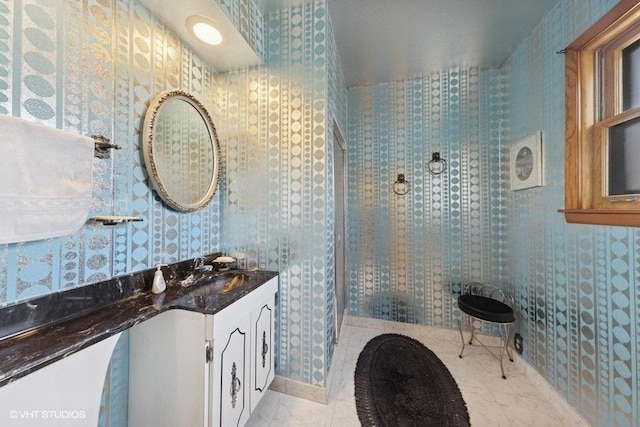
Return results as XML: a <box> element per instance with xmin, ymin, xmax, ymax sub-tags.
<box><xmin>332</xmin><ymin>118</ymin><xmax>347</xmax><ymax>344</ymax></box>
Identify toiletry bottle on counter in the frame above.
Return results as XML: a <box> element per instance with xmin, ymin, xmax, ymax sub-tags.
<box><xmin>152</xmin><ymin>265</ymin><xmax>167</xmax><ymax>294</ymax></box>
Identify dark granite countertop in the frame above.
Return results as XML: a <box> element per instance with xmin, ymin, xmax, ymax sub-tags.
<box><xmin>0</xmin><ymin>260</ymin><xmax>278</xmax><ymax>388</ymax></box>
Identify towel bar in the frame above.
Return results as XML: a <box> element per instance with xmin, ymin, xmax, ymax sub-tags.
<box><xmin>90</xmin><ymin>216</ymin><xmax>143</xmax><ymax>225</ymax></box>
<box><xmin>93</xmin><ymin>135</ymin><xmax>121</xmax><ymax>159</ymax></box>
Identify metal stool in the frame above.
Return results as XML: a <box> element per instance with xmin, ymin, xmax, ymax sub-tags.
<box><xmin>457</xmin><ymin>282</ymin><xmax>515</xmax><ymax>379</ymax></box>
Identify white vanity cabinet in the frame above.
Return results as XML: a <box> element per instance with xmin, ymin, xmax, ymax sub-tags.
<box><xmin>210</xmin><ymin>276</ymin><xmax>276</xmax><ymax>426</ymax></box>
<box><xmin>209</xmin><ymin>298</ymin><xmax>252</xmax><ymax>427</ymax></box>
<box><xmin>129</xmin><ymin>276</ymin><xmax>277</xmax><ymax>427</ymax></box>
<box><xmin>250</xmin><ymin>300</ymin><xmax>275</xmax><ymax>411</ymax></box>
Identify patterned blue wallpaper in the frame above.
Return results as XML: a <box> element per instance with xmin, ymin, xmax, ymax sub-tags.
<box><xmin>217</xmin><ymin>0</ymin><xmax>343</xmax><ymax>386</ymax></box>
<box><xmin>347</xmin><ymin>69</ymin><xmax>506</xmax><ymax>326</ymax></box>
<box><xmin>99</xmin><ymin>332</ymin><xmax>129</xmax><ymax>427</ymax></box>
<box><xmin>215</xmin><ymin>0</ymin><xmax>264</xmax><ymax>60</ymax></box>
<box><xmin>347</xmin><ymin>0</ymin><xmax>638</xmax><ymax>426</ymax></box>
<box><xmin>325</xmin><ymin>8</ymin><xmax>347</xmax><ymax>370</ymax></box>
<box><xmin>505</xmin><ymin>0</ymin><xmax>637</xmax><ymax>425</ymax></box>
<box><xmin>1</xmin><ymin>0</ymin><xmax>223</xmax><ymax>425</ymax></box>
<box><xmin>0</xmin><ymin>0</ymin><xmax>221</xmax><ymax>303</ymax></box>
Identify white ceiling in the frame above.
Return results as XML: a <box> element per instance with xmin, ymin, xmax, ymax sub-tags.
<box><xmin>257</xmin><ymin>0</ymin><xmax>560</xmax><ymax>87</ymax></box>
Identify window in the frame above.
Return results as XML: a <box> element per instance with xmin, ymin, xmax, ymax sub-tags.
<box><xmin>563</xmin><ymin>1</ymin><xmax>640</xmax><ymax>226</ymax></box>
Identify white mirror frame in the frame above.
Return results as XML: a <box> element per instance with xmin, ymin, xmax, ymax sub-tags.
<box><xmin>142</xmin><ymin>90</ymin><xmax>221</xmax><ymax>212</ymax></box>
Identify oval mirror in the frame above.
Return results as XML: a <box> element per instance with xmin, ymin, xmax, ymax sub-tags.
<box><xmin>142</xmin><ymin>90</ymin><xmax>220</xmax><ymax>212</ymax></box>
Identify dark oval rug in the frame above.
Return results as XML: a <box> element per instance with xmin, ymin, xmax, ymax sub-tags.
<box><xmin>354</xmin><ymin>333</ymin><xmax>470</xmax><ymax>427</ymax></box>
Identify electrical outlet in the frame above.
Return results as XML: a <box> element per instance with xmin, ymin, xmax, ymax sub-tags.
<box><xmin>514</xmin><ymin>333</ymin><xmax>524</xmax><ymax>355</ymax></box>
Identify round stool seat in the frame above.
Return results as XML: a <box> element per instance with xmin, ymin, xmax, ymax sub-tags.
<box><xmin>458</xmin><ymin>294</ymin><xmax>514</xmax><ymax>323</ymax></box>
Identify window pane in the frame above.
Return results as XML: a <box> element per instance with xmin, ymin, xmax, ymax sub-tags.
<box><xmin>622</xmin><ymin>38</ymin><xmax>640</xmax><ymax>110</ymax></box>
<box><xmin>608</xmin><ymin>117</ymin><xmax>640</xmax><ymax>195</ymax></box>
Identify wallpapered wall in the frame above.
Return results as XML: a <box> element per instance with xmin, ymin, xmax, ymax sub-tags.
<box><xmin>0</xmin><ymin>0</ymin><xmax>223</xmax><ymax>424</ymax></box>
<box><xmin>505</xmin><ymin>0</ymin><xmax>637</xmax><ymax>425</ymax></box>
<box><xmin>216</xmin><ymin>0</ymin><xmax>345</xmax><ymax>386</ymax></box>
<box><xmin>1</xmin><ymin>3</ymin><xmax>343</xmax><ymax>419</ymax></box>
<box><xmin>0</xmin><ymin>0</ymin><xmax>221</xmax><ymax>302</ymax></box>
<box><xmin>346</xmin><ymin>69</ymin><xmax>506</xmax><ymax>326</ymax></box>
<box><xmin>216</xmin><ymin>0</ymin><xmax>264</xmax><ymax>60</ymax></box>
<box><xmin>347</xmin><ymin>0</ymin><xmax>638</xmax><ymax>425</ymax></box>
<box><xmin>326</xmin><ymin>7</ymin><xmax>347</xmax><ymax>369</ymax></box>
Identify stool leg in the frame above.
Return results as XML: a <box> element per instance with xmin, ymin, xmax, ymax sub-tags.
<box><xmin>467</xmin><ymin>314</ymin><xmax>474</xmax><ymax>345</ymax></box>
<box><xmin>498</xmin><ymin>323</ymin><xmax>513</xmax><ymax>379</ymax></box>
<box><xmin>506</xmin><ymin>323</ymin><xmax>514</xmax><ymax>363</ymax></box>
<box><xmin>458</xmin><ymin>315</ymin><xmax>467</xmax><ymax>358</ymax></box>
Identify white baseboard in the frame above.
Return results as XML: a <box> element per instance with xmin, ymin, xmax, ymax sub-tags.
<box><xmin>269</xmin><ymin>375</ymin><xmax>328</xmax><ymax>404</ymax></box>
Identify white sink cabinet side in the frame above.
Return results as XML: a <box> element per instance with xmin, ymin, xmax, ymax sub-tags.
<box><xmin>129</xmin><ymin>309</ymin><xmax>208</xmax><ymax>427</ymax></box>
<box><xmin>210</xmin><ymin>276</ymin><xmax>277</xmax><ymax>427</ymax></box>
<box><xmin>0</xmin><ymin>333</ymin><xmax>121</xmax><ymax>427</ymax></box>
<box><xmin>128</xmin><ymin>276</ymin><xmax>277</xmax><ymax>427</ymax></box>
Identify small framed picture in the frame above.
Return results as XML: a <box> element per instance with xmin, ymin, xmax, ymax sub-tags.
<box><xmin>510</xmin><ymin>131</ymin><xmax>543</xmax><ymax>191</ymax></box>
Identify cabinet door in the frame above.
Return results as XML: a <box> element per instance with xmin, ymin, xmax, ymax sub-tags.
<box><xmin>211</xmin><ymin>315</ymin><xmax>251</xmax><ymax>427</ymax></box>
<box><xmin>250</xmin><ymin>298</ymin><xmax>275</xmax><ymax>412</ymax></box>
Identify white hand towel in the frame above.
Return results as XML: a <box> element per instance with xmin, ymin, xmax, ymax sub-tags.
<box><xmin>0</xmin><ymin>114</ymin><xmax>94</xmax><ymax>244</ymax></box>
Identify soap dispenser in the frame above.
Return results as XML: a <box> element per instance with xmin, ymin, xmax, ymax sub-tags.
<box><xmin>151</xmin><ymin>264</ymin><xmax>167</xmax><ymax>294</ymax></box>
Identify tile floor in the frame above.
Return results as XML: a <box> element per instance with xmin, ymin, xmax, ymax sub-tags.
<box><xmin>247</xmin><ymin>317</ymin><xmax>590</xmax><ymax>427</ymax></box>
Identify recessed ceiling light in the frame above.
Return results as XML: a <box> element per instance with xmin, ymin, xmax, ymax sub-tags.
<box><xmin>186</xmin><ymin>15</ymin><xmax>223</xmax><ymax>46</ymax></box>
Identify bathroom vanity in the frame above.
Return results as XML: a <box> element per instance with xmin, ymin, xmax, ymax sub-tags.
<box><xmin>0</xmin><ymin>257</ymin><xmax>277</xmax><ymax>427</ymax></box>
<box><xmin>128</xmin><ymin>274</ymin><xmax>277</xmax><ymax>427</ymax></box>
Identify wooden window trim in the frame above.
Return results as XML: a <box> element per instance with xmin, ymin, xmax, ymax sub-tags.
<box><xmin>562</xmin><ymin>0</ymin><xmax>640</xmax><ymax>226</ymax></box>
